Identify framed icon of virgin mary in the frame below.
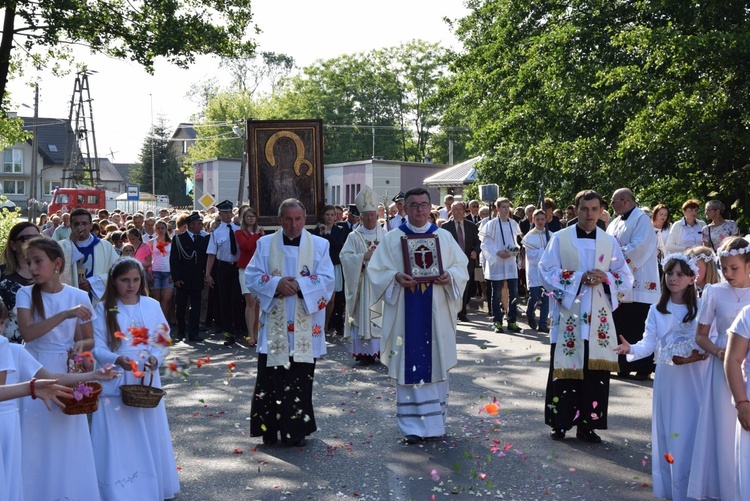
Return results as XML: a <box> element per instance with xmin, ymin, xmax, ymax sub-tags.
<box><xmin>246</xmin><ymin>119</ymin><xmax>324</xmax><ymax>226</ymax></box>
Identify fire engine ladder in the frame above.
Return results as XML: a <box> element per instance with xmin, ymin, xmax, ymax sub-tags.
<box><xmin>62</xmin><ymin>70</ymin><xmax>102</xmax><ymax>188</ymax></box>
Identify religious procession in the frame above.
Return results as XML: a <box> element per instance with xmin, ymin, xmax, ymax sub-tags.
<box><xmin>1</xmin><ymin>184</ymin><xmax>749</xmax><ymax>501</ymax></box>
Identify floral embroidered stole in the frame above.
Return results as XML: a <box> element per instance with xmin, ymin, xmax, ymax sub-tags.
<box><xmin>267</xmin><ymin>230</ymin><xmax>316</xmax><ymax>367</ymax></box>
<box><xmin>554</xmin><ymin>228</ymin><xmax>619</xmax><ymax>379</ymax></box>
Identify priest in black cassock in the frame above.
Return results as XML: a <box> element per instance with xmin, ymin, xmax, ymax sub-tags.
<box><xmin>245</xmin><ymin>199</ymin><xmax>334</xmax><ymax>447</ymax></box>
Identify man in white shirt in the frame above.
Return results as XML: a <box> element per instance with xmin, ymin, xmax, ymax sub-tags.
<box><xmin>607</xmin><ymin>188</ymin><xmax>660</xmax><ymax>380</ymax></box>
<box><xmin>205</xmin><ymin>200</ymin><xmax>242</xmax><ymax>346</ymax></box>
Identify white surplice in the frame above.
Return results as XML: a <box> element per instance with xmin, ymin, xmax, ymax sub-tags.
<box><xmin>245</xmin><ymin>230</ymin><xmax>334</xmax><ymax>359</ymax></box>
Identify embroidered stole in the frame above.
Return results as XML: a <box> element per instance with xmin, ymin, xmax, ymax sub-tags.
<box><xmin>400</xmin><ymin>222</ymin><xmax>438</xmax><ymax>384</ymax></box>
<box><xmin>554</xmin><ymin>228</ymin><xmax>619</xmax><ymax>379</ymax></box>
<box><xmin>267</xmin><ymin>230</ymin><xmax>315</xmax><ymax>367</ymax></box>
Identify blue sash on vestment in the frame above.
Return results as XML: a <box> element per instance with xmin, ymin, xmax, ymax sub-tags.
<box><xmin>399</xmin><ymin>222</ymin><xmax>438</xmax><ymax>384</ymax></box>
<box><xmin>75</xmin><ymin>234</ymin><xmax>101</xmax><ymax>278</ymax></box>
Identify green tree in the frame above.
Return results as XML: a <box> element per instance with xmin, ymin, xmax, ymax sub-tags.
<box><xmin>266</xmin><ymin>41</ymin><xmax>467</xmax><ymax>164</ymax></box>
<box><xmin>130</xmin><ymin>118</ymin><xmax>191</xmax><ymax>206</ymax></box>
<box><xmin>0</xmin><ymin>0</ymin><xmax>257</xmax><ymax>101</ymax></box>
<box><xmin>184</xmin><ymin>90</ymin><xmax>269</xmax><ymax>169</ymax></box>
<box><xmin>451</xmin><ymin>0</ymin><xmax>750</xmax><ymax>225</ymax></box>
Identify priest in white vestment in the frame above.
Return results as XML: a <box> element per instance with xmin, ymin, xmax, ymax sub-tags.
<box><xmin>245</xmin><ymin>199</ymin><xmax>334</xmax><ymax>447</ymax></box>
<box><xmin>540</xmin><ymin>190</ymin><xmax>633</xmax><ymax>443</ymax></box>
<box><xmin>368</xmin><ymin>187</ymin><xmax>468</xmax><ymax>444</ymax></box>
<box><xmin>341</xmin><ymin>186</ymin><xmax>385</xmax><ymax>365</ymax></box>
<box><xmin>58</xmin><ymin>208</ymin><xmax>118</xmax><ymax>304</ymax></box>
<box><xmin>607</xmin><ymin>188</ymin><xmax>660</xmax><ymax>379</ymax></box>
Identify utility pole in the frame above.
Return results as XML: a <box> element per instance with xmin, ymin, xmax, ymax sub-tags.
<box><xmin>29</xmin><ymin>84</ymin><xmax>39</xmax><ymax>223</ymax></box>
<box><xmin>150</xmin><ymin>94</ymin><xmax>155</xmax><ymax>195</ymax></box>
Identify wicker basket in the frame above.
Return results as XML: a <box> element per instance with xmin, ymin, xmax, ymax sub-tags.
<box><xmin>120</xmin><ymin>372</ymin><xmax>165</xmax><ymax>409</ymax></box>
<box><xmin>60</xmin><ymin>382</ymin><xmax>103</xmax><ymax>415</ymax></box>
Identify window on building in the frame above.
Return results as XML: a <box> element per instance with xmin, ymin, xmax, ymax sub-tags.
<box><xmin>2</xmin><ymin>149</ymin><xmax>23</xmax><ymax>173</ymax></box>
<box><xmin>3</xmin><ymin>180</ymin><xmax>25</xmax><ymax>195</ymax></box>
<box><xmin>45</xmin><ymin>181</ymin><xmax>61</xmax><ymax>195</ymax></box>
<box><xmin>48</xmin><ymin>144</ymin><xmax>58</xmax><ymax>152</ymax></box>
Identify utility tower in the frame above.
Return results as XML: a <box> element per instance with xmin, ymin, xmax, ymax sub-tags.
<box><xmin>62</xmin><ymin>70</ymin><xmax>102</xmax><ymax>187</ymax></box>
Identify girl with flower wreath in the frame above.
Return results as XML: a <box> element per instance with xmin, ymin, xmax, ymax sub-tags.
<box><xmin>684</xmin><ymin>245</ymin><xmax>720</xmax><ymax>296</ymax></box>
<box><xmin>687</xmin><ymin>236</ymin><xmax>750</xmax><ymax>500</ymax></box>
<box><xmin>15</xmin><ymin>235</ymin><xmax>100</xmax><ymax>500</ymax></box>
<box><xmin>91</xmin><ymin>258</ymin><xmax>179</xmax><ymax>500</ymax></box>
<box><xmin>615</xmin><ymin>254</ymin><xmax>707</xmax><ymax>501</ymax></box>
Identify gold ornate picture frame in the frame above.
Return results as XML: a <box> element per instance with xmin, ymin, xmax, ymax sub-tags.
<box><xmin>246</xmin><ymin>119</ymin><xmax>324</xmax><ymax>226</ymax></box>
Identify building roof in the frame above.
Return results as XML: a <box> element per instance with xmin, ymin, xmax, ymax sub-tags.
<box><xmin>172</xmin><ymin>123</ymin><xmax>197</xmax><ymax>141</ymax></box>
<box><xmin>325</xmin><ymin>158</ymin><xmax>446</xmax><ymax>170</ymax></box>
<box><xmin>113</xmin><ymin>163</ymin><xmax>133</xmax><ymax>184</ymax></box>
<box><xmin>19</xmin><ymin>116</ymin><xmax>80</xmax><ymax>165</ymax></box>
<box><xmin>93</xmin><ymin>158</ymin><xmax>125</xmax><ymax>183</ymax></box>
<box><xmin>423</xmin><ymin>156</ymin><xmax>483</xmax><ymax>187</ymax></box>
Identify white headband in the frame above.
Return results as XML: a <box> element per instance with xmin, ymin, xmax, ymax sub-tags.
<box><xmin>662</xmin><ymin>253</ymin><xmax>700</xmax><ymax>277</ymax></box>
<box><xmin>717</xmin><ymin>241</ymin><xmax>750</xmax><ymax>258</ymax></box>
<box><xmin>689</xmin><ymin>252</ymin><xmax>715</xmax><ymax>263</ymax></box>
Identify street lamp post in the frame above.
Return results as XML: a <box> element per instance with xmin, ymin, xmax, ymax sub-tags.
<box><xmin>232</xmin><ymin>124</ymin><xmax>247</xmax><ymax>206</ymax></box>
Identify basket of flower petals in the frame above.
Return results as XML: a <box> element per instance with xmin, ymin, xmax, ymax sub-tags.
<box><xmin>60</xmin><ymin>381</ymin><xmax>103</xmax><ymax>415</ymax></box>
<box><xmin>121</xmin><ymin>371</ymin><xmax>165</xmax><ymax>409</ymax></box>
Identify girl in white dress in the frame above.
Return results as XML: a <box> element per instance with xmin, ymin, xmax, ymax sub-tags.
<box><xmin>91</xmin><ymin>257</ymin><xmax>180</xmax><ymax>500</ymax></box>
<box><xmin>1</xmin><ymin>300</ymin><xmax>119</xmax><ymax>501</ymax></box>
<box><xmin>615</xmin><ymin>254</ymin><xmax>707</xmax><ymax>501</ymax></box>
<box><xmin>688</xmin><ymin>236</ymin><xmax>750</xmax><ymax>500</ymax></box>
<box><xmin>725</xmin><ymin>301</ymin><xmax>750</xmax><ymax>501</ymax></box>
<box><xmin>16</xmin><ymin>236</ymin><xmax>101</xmax><ymax>501</ymax></box>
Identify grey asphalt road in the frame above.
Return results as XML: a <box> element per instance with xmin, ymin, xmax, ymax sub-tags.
<box><xmin>162</xmin><ymin>301</ymin><xmax>655</xmax><ymax>501</ymax></box>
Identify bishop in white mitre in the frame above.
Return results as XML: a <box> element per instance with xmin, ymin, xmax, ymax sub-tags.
<box><xmin>340</xmin><ymin>185</ymin><xmax>386</xmax><ymax>365</ymax></box>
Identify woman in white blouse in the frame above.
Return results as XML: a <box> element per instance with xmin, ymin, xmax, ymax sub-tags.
<box><xmin>665</xmin><ymin>199</ymin><xmax>706</xmax><ymax>253</ymax></box>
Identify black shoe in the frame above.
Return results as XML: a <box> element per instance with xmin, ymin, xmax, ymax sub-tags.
<box><xmin>262</xmin><ymin>433</ymin><xmax>278</xmax><ymax>445</ymax></box>
<box><xmin>188</xmin><ymin>335</ymin><xmax>203</xmax><ymax>342</ymax></box>
<box><xmin>550</xmin><ymin>428</ymin><xmax>566</xmax><ymax>440</ymax></box>
<box><xmin>403</xmin><ymin>435</ymin><xmax>423</xmax><ymax>445</ymax></box>
<box><xmin>528</xmin><ymin>319</ymin><xmax>537</xmax><ymax>330</ymax></box>
<box><xmin>457</xmin><ymin>314</ymin><xmax>469</xmax><ymax>322</ymax></box>
<box><xmin>576</xmin><ymin>428</ymin><xmax>602</xmax><ymax>443</ymax></box>
<box><xmin>537</xmin><ymin>326</ymin><xmax>550</xmax><ymax>333</ymax></box>
<box><xmin>357</xmin><ymin>356</ymin><xmax>376</xmax><ymax>366</ymax></box>
<box><xmin>284</xmin><ymin>438</ymin><xmax>307</xmax><ymax>447</ymax></box>
<box><xmin>224</xmin><ymin>337</ymin><xmax>237</xmax><ymax>346</ymax></box>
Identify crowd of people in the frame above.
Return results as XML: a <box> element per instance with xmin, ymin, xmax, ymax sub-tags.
<box><xmin>3</xmin><ymin>187</ymin><xmax>750</xmax><ymax>500</ymax></box>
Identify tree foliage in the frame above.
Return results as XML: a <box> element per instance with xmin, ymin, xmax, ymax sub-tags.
<box><xmin>451</xmin><ymin>0</ymin><xmax>750</xmax><ymax>226</ymax></box>
<box><xmin>184</xmin><ymin>90</ymin><xmax>269</xmax><ymax>169</ymax></box>
<box><xmin>267</xmin><ymin>40</ymin><xmax>470</xmax><ymax>164</ymax></box>
<box><xmin>0</xmin><ymin>0</ymin><xmax>257</xmax><ymax>101</ymax></box>
<box><xmin>130</xmin><ymin>118</ymin><xmax>191</xmax><ymax>206</ymax></box>
<box><xmin>220</xmin><ymin>51</ymin><xmax>295</xmax><ymax>95</ymax></box>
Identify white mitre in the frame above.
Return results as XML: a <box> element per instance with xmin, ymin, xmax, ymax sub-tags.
<box><xmin>355</xmin><ymin>185</ymin><xmax>379</xmax><ymax>213</ymax></box>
